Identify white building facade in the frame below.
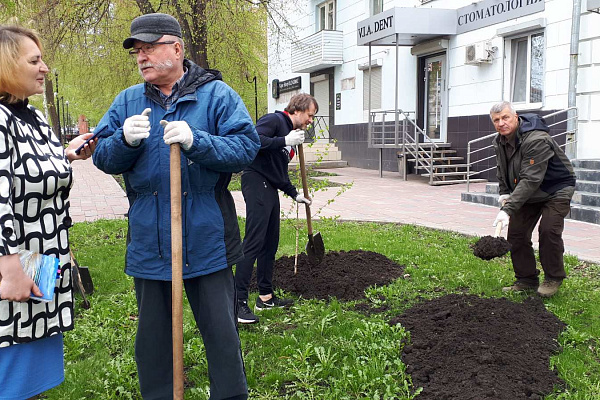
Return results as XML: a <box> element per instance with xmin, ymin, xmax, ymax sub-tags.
<box><xmin>267</xmin><ymin>0</ymin><xmax>600</xmax><ymax>175</ymax></box>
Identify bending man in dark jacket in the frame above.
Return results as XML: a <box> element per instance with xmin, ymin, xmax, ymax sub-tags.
<box><xmin>92</xmin><ymin>13</ymin><xmax>259</xmax><ymax>399</ymax></box>
<box><xmin>235</xmin><ymin>93</ymin><xmax>317</xmax><ymax>324</ymax></box>
<box><xmin>490</xmin><ymin>101</ymin><xmax>575</xmax><ymax>298</ymax></box>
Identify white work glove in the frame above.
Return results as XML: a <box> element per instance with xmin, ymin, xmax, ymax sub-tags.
<box><xmin>285</xmin><ymin>129</ymin><xmax>305</xmax><ymax>146</ymax></box>
<box><xmin>493</xmin><ymin>210</ymin><xmax>510</xmax><ymax>228</ymax></box>
<box><xmin>123</xmin><ymin>108</ymin><xmax>151</xmax><ymax>146</ymax></box>
<box><xmin>295</xmin><ymin>194</ymin><xmax>312</xmax><ymax>205</ymax></box>
<box><xmin>498</xmin><ymin>194</ymin><xmax>510</xmax><ymax>207</ymax></box>
<box><xmin>163</xmin><ymin>120</ymin><xmax>194</xmax><ymax>150</ymax></box>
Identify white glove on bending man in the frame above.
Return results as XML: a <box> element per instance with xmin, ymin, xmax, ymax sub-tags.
<box><xmin>498</xmin><ymin>194</ymin><xmax>510</xmax><ymax>207</ymax></box>
<box><xmin>163</xmin><ymin>120</ymin><xmax>194</xmax><ymax>150</ymax></box>
<box><xmin>285</xmin><ymin>129</ymin><xmax>305</xmax><ymax>146</ymax></box>
<box><xmin>295</xmin><ymin>194</ymin><xmax>312</xmax><ymax>205</ymax></box>
<box><xmin>493</xmin><ymin>210</ymin><xmax>510</xmax><ymax>228</ymax></box>
<box><xmin>123</xmin><ymin>108</ymin><xmax>151</xmax><ymax>146</ymax></box>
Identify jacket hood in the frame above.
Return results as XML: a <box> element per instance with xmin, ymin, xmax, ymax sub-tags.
<box><xmin>518</xmin><ymin>113</ymin><xmax>549</xmax><ymax>134</ymax></box>
<box><xmin>182</xmin><ymin>59</ymin><xmax>222</xmax><ymax>90</ymax></box>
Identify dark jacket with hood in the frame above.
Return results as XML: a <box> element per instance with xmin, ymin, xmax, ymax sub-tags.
<box><xmin>92</xmin><ymin>60</ymin><xmax>260</xmax><ymax>280</ymax></box>
<box><xmin>243</xmin><ymin>111</ymin><xmax>299</xmax><ymax>199</ymax></box>
<box><xmin>493</xmin><ymin>113</ymin><xmax>576</xmax><ymax>216</ymax></box>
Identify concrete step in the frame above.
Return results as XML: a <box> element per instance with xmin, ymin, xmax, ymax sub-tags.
<box><xmin>572</xmin><ymin>159</ymin><xmax>600</xmax><ymax>170</ymax></box>
<box><xmin>485</xmin><ymin>183</ymin><xmax>499</xmax><ymax>194</ymax></box>
<box><xmin>431</xmin><ymin>178</ymin><xmax>486</xmax><ymax>186</ymax></box>
<box><xmin>461</xmin><ymin>191</ymin><xmax>600</xmax><ymax>225</ymax></box>
<box><xmin>572</xmin><ymin>191</ymin><xmax>600</xmax><ymax>207</ymax></box>
<box><xmin>461</xmin><ymin>192</ymin><xmax>499</xmax><ymax>207</ymax></box>
<box><xmin>408</xmin><ymin>156</ymin><xmax>464</xmax><ymax>163</ymax></box>
<box><xmin>421</xmin><ymin>171</ymin><xmax>482</xmax><ymax>178</ymax></box>
<box><xmin>484</xmin><ymin>181</ymin><xmax>600</xmax><ymax>196</ymax></box>
<box><xmin>414</xmin><ymin>149</ymin><xmax>457</xmax><ymax>156</ymax></box>
<box><xmin>576</xmin><ymin>180</ymin><xmax>600</xmax><ymax>193</ymax></box>
<box><xmin>415</xmin><ymin>164</ymin><xmax>470</xmax><ymax>170</ymax></box>
<box><xmin>575</xmin><ymin>168</ymin><xmax>600</xmax><ymax>182</ymax></box>
<box><xmin>299</xmin><ymin>142</ymin><xmax>343</xmax><ymax>163</ymax></box>
<box><xmin>569</xmin><ymin>205</ymin><xmax>600</xmax><ymax>225</ymax></box>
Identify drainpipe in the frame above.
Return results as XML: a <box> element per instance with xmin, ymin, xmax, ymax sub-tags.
<box><xmin>567</xmin><ymin>0</ymin><xmax>581</xmax><ymax>159</ymax></box>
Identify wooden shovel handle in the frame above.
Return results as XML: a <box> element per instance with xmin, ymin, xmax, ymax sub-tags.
<box><xmin>297</xmin><ymin>144</ymin><xmax>313</xmax><ymax>236</ymax></box>
<box><xmin>494</xmin><ymin>221</ymin><xmax>503</xmax><ymax>237</ymax></box>
<box><xmin>494</xmin><ymin>199</ymin><xmax>507</xmax><ymax>237</ymax></box>
<box><xmin>170</xmin><ymin>143</ymin><xmax>184</xmax><ymax>399</ymax></box>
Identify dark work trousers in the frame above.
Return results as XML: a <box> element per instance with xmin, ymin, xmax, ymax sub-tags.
<box><xmin>133</xmin><ymin>267</ymin><xmax>247</xmax><ymax>400</ymax></box>
<box><xmin>235</xmin><ymin>171</ymin><xmax>281</xmax><ymax>302</ymax></box>
<box><xmin>507</xmin><ymin>196</ymin><xmax>572</xmax><ymax>284</ymax></box>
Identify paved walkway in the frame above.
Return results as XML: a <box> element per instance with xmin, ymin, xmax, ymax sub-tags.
<box><xmin>70</xmin><ymin>159</ymin><xmax>129</xmax><ymax>222</ymax></box>
<box><xmin>70</xmin><ymin>160</ymin><xmax>600</xmax><ymax>264</ymax></box>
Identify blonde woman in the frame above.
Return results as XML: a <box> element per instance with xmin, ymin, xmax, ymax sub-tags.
<box><xmin>0</xmin><ymin>25</ymin><xmax>95</xmax><ymax>398</ymax></box>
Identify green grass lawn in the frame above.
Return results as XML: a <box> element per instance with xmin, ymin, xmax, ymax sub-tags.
<box><xmin>46</xmin><ymin>218</ymin><xmax>600</xmax><ymax>399</ymax></box>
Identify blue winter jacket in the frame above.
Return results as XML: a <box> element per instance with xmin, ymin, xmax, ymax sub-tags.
<box><xmin>93</xmin><ymin>61</ymin><xmax>260</xmax><ymax>280</ymax></box>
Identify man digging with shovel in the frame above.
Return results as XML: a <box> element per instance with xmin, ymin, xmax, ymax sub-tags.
<box><xmin>490</xmin><ymin>101</ymin><xmax>576</xmax><ymax>298</ymax></box>
<box><xmin>92</xmin><ymin>13</ymin><xmax>259</xmax><ymax>399</ymax></box>
<box><xmin>234</xmin><ymin>93</ymin><xmax>318</xmax><ymax>324</ymax></box>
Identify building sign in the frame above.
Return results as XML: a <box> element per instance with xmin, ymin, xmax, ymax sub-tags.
<box><xmin>279</xmin><ymin>76</ymin><xmax>302</xmax><ymax>94</ymax></box>
<box><xmin>357</xmin><ymin>7</ymin><xmax>456</xmax><ymax>46</ymax></box>
<box><xmin>456</xmin><ymin>0</ymin><xmax>545</xmax><ymax>34</ymax></box>
<box><xmin>356</xmin><ymin>2</ymin><xmax>543</xmax><ymax>46</ymax></box>
<box><xmin>356</xmin><ymin>8</ymin><xmax>396</xmax><ymax>46</ymax></box>
<box><xmin>272</xmin><ymin>77</ymin><xmax>302</xmax><ymax>99</ymax></box>
<box><xmin>336</xmin><ymin>93</ymin><xmax>341</xmax><ymax>110</ymax></box>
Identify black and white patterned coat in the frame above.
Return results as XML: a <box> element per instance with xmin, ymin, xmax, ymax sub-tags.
<box><xmin>0</xmin><ymin>103</ymin><xmax>74</xmax><ymax>348</ymax></box>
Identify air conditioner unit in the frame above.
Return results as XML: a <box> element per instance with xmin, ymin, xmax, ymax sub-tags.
<box><xmin>465</xmin><ymin>42</ymin><xmax>492</xmax><ymax>65</ymax></box>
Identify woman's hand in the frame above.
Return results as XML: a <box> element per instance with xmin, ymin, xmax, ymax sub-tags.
<box><xmin>65</xmin><ymin>132</ymin><xmax>97</xmax><ymax>162</ymax></box>
<box><xmin>0</xmin><ymin>254</ymin><xmax>43</xmax><ymax>301</ymax></box>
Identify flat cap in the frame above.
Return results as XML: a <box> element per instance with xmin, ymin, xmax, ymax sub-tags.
<box><xmin>123</xmin><ymin>13</ymin><xmax>182</xmax><ymax>49</ymax></box>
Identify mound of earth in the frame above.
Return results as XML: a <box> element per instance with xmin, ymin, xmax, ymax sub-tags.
<box><xmin>390</xmin><ymin>294</ymin><xmax>566</xmax><ymax>400</ymax></box>
<box><xmin>250</xmin><ymin>250</ymin><xmax>405</xmax><ymax>301</ymax></box>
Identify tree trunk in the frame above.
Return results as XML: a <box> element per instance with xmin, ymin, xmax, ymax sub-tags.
<box><xmin>44</xmin><ymin>79</ymin><xmax>62</xmax><ymax>144</ymax></box>
<box><xmin>172</xmin><ymin>0</ymin><xmax>209</xmax><ymax>68</ymax></box>
<box><xmin>132</xmin><ymin>0</ymin><xmax>210</xmax><ymax>69</ymax></box>
<box><xmin>134</xmin><ymin>0</ymin><xmax>154</xmax><ymax>14</ymax></box>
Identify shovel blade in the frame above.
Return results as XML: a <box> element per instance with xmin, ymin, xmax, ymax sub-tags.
<box><xmin>306</xmin><ymin>231</ymin><xmax>325</xmax><ymax>265</ymax></box>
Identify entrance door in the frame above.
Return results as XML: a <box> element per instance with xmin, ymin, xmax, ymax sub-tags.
<box><xmin>423</xmin><ymin>55</ymin><xmax>446</xmax><ymax>142</ymax></box>
<box><xmin>312</xmin><ymin>76</ymin><xmax>330</xmax><ymax>140</ymax></box>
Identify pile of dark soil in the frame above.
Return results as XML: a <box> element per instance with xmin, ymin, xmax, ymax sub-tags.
<box><xmin>472</xmin><ymin>235</ymin><xmax>512</xmax><ymax>260</ymax></box>
<box><xmin>390</xmin><ymin>294</ymin><xmax>566</xmax><ymax>400</ymax></box>
<box><xmin>250</xmin><ymin>250</ymin><xmax>405</xmax><ymax>301</ymax></box>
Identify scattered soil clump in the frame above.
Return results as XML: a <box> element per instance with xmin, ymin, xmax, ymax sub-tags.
<box><xmin>472</xmin><ymin>235</ymin><xmax>511</xmax><ymax>260</ymax></box>
<box><xmin>250</xmin><ymin>250</ymin><xmax>405</xmax><ymax>301</ymax></box>
<box><xmin>390</xmin><ymin>294</ymin><xmax>566</xmax><ymax>400</ymax></box>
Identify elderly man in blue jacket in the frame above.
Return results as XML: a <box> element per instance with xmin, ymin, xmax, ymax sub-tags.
<box><xmin>92</xmin><ymin>13</ymin><xmax>259</xmax><ymax>400</ymax></box>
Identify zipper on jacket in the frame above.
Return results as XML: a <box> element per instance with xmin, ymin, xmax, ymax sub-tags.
<box><xmin>153</xmin><ymin>191</ymin><xmax>162</xmax><ymax>258</ymax></box>
<box><xmin>183</xmin><ymin>191</ymin><xmax>189</xmax><ymax>269</ymax></box>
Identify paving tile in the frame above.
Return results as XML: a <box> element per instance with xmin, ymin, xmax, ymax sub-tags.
<box><xmin>70</xmin><ymin>161</ymin><xmax>600</xmax><ymax>264</ymax></box>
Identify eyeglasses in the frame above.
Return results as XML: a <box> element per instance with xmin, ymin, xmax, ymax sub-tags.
<box><xmin>128</xmin><ymin>41</ymin><xmax>176</xmax><ymax>56</ymax></box>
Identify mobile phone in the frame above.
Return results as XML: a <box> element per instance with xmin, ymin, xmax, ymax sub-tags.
<box><xmin>74</xmin><ymin>131</ymin><xmax>100</xmax><ymax>155</ymax></box>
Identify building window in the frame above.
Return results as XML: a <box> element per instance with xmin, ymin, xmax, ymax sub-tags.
<box><xmin>363</xmin><ymin>67</ymin><xmax>382</xmax><ymax>110</ymax></box>
<box><xmin>371</xmin><ymin>0</ymin><xmax>383</xmax><ymax>15</ymax></box>
<box><xmin>318</xmin><ymin>0</ymin><xmax>336</xmax><ymax>31</ymax></box>
<box><xmin>505</xmin><ymin>31</ymin><xmax>544</xmax><ymax>105</ymax></box>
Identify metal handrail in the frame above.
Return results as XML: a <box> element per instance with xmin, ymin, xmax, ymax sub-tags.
<box><xmin>369</xmin><ymin>109</ymin><xmax>439</xmax><ymax>184</ymax></box>
<box><xmin>306</xmin><ymin>116</ymin><xmax>330</xmax><ymax>142</ymax></box>
<box><xmin>465</xmin><ymin>107</ymin><xmax>578</xmax><ymax>192</ymax></box>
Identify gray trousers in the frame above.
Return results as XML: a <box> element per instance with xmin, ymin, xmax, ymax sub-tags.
<box><xmin>133</xmin><ymin>267</ymin><xmax>247</xmax><ymax>400</ymax></box>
